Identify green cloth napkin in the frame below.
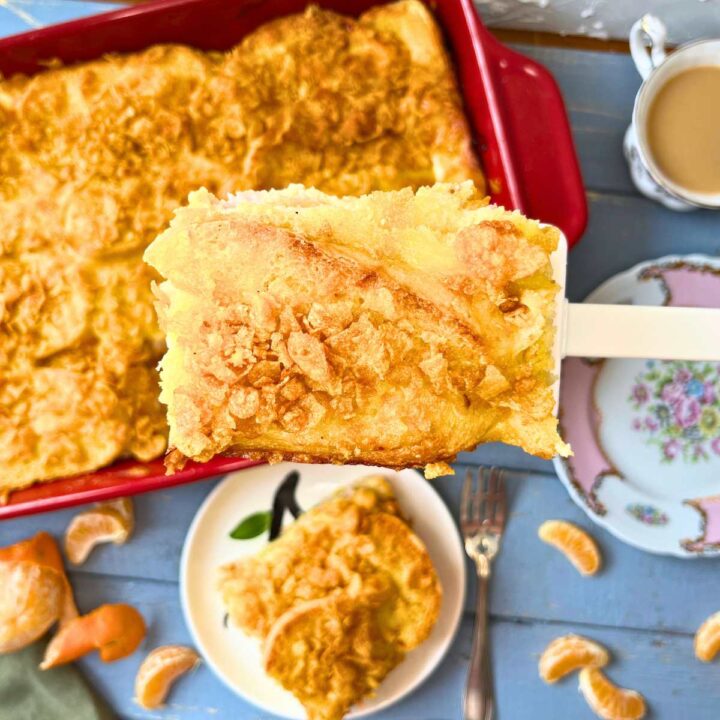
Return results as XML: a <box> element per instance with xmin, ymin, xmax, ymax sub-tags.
<box><xmin>0</xmin><ymin>643</ymin><xmax>116</xmax><ymax>720</ymax></box>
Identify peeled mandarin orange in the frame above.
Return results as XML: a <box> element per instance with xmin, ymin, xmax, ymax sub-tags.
<box><xmin>0</xmin><ymin>532</ymin><xmax>77</xmax><ymax>624</ymax></box>
<box><xmin>579</xmin><ymin>668</ymin><xmax>646</xmax><ymax>720</ymax></box>
<box><xmin>538</xmin><ymin>520</ymin><xmax>602</xmax><ymax>576</ymax></box>
<box><xmin>41</xmin><ymin>603</ymin><xmax>146</xmax><ymax>669</ymax></box>
<box><xmin>135</xmin><ymin>645</ymin><xmax>200</xmax><ymax>709</ymax></box>
<box><xmin>694</xmin><ymin>610</ymin><xmax>720</xmax><ymax>662</ymax></box>
<box><xmin>0</xmin><ymin>560</ymin><xmax>65</xmax><ymax>653</ymax></box>
<box><xmin>104</xmin><ymin>498</ymin><xmax>134</xmax><ymax>527</ymax></box>
<box><xmin>0</xmin><ymin>532</ymin><xmax>63</xmax><ymax>570</ymax></box>
<box><xmin>539</xmin><ymin>634</ymin><xmax>609</xmax><ymax>683</ymax></box>
<box><xmin>64</xmin><ymin>499</ymin><xmax>134</xmax><ymax>565</ymax></box>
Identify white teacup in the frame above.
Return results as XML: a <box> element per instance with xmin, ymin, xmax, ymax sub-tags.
<box><xmin>624</xmin><ymin>15</ymin><xmax>720</xmax><ymax>211</ymax></box>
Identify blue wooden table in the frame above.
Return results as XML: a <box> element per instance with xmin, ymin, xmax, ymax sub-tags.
<box><xmin>2</xmin><ymin>4</ymin><xmax>720</xmax><ymax>719</ymax></box>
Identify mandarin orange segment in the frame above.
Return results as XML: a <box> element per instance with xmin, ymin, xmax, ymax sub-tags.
<box><xmin>0</xmin><ymin>560</ymin><xmax>65</xmax><ymax>653</ymax></box>
<box><xmin>0</xmin><ymin>532</ymin><xmax>78</xmax><ymax>624</ymax></box>
<box><xmin>694</xmin><ymin>610</ymin><xmax>720</xmax><ymax>662</ymax></box>
<box><xmin>40</xmin><ymin>603</ymin><xmax>146</xmax><ymax>669</ymax></box>
<box><xmin>134</xmin><ymin>645</ymin><xmax>200</xmax><ymax>709</ymax></box>
<box><xmin>64</xmin><ymin>500</ymin><xmax>134</xmax><ymax>566</ymax></box>
<box><xmin>539</xmin><ymin>634</ymin><xmax>609</xmax><ymax>683</ymax></box>
<box><xmin>538</xmin><ymin>520</ymin><xmax>602</xmax><ymax>576</ymax></box>
<box><xmin>579</xmin><ymin>668</ymin><xmax>646</xmax><ymax>720</ymax></box>
<box><xmin>104</xmin><ymin>498</ymin><xmax>135</xmax><ymax>527</ymax></box>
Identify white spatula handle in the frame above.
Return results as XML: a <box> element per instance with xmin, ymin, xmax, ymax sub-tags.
<box><xmin>562</xmin><ymin>301</ymin><xmax>720</xmax><ymax>361</ymax></box>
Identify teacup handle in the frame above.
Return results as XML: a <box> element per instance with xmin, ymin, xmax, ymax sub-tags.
<box><xmin>629</xmin><ymin>14</ymin><xmax>668</xmax><ymax>80</ymax></box>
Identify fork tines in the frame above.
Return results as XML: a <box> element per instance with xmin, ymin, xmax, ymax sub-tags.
<box><xmin>461</xmin><ymin>466</ymin><xmax>507</xmax><ymax>528</ymax></box>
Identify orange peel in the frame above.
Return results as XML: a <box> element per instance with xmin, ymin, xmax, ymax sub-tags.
<box><xmin>694</xmin><ymin>610</ymin><xmax>720</xmax><ymax>662</ymax></box>
<box><xmin>0</xmin><ymin>532</ymin><xmax>77</xmax><ymax>624</ymax></box>
<box><xmin>579</xmin><ymin>668</ymin><xmax>646</xmax><ymax>720</ymax></box>
<box><xmin>538</xmin><ymin>520</ymin><xmax>602</xmax><ymax>576</ymax></box>
<box><xmin>134</xmin><ymin>645</ymin><xmax>200</xmax><ymax>709</ymax></box>
<box><xmin>64</xmin><ymin>498</ymin><xmax>134</xmax><ymax>565</ymax></box>
<box><xmin>41</xmin><ymin>603</ymin><xmax>146</xmax><ymax>669</ymax></box>
<box><xmin>539</xmin><ymin>634</ymin><xmax>609</xmax><ymax>683</ymax></box>
<box><xmin>0</xmin><ymin>560</ymin><xmax>65</xmax><ymax>653</ymax></box>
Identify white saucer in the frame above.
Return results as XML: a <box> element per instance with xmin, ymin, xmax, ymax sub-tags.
<box><xmin>180</xmin><ymin>462</ymin><xmax>466</xmax><ymax>718</ymax></box>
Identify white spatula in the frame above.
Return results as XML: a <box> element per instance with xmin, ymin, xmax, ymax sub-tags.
<box><xmin>560</xmin><ymin>302</ymin><xmax>720</xmax><ymax>361</ymax></box>
<box><xmin>551</xmin><ymin>234</ymin><xmax>720</xmax><ymax>372</ymax></box>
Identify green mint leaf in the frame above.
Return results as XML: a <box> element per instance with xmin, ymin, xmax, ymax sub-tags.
<box><xmin>229</xmin><ymin>510</ymin><xmax>271</xmax><ymax>540</ymax></box>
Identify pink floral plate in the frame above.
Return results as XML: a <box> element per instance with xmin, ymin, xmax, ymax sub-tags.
<box><xmin>553</xmin><ymin>255</ymin><xmax>720</xmax><ymax>557</ymax></box>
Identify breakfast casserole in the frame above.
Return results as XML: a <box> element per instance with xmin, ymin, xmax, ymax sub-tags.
<box><xmin>145</xmin><ymin>182</ymin><xmax>569</xmax><ymax>477</ymax></box>
<box><xmin>219</xmin><ymin>475</ymin><xmax>442</xmax><ymax>720</ymax></box>
<box><xmin>0</xmin><ymin>0</ymin><xmax>483</xmax><ymax>496</ymax></box>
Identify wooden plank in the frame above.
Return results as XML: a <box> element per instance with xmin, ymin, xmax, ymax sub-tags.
<box><xmin>0</xmin><ymin>6</ymin><xmax>40</xmax><ymax>35</ymax></box>
<box><xmin>566</xmin><ymin>191</ymin><xmax>720</xmax><ymax>302</ymax></box>
<box><xmin>495</xmin><ymin>28</ymin><xmax>631</xmax><ymax>53</ymax></box>
<box><xmin>60</xmin><ymin>573</ymin><xmax>719</xmax><ymax>720</ymax></box>
<box><xmin>489</xmin><ymin>620</ymin><xmax>712</xmax><ymax>720</ymax></box>
<box><xmin>0</xmin><ymin>1</ymin><xmax>121</xmax><ymax>31</ymax></box>
<box><xmin>0</xmin><ymin>481</ymin><xmax>217</xmax><ymax>584</ymax></box>
<box><xmin>458</xmin><ymin>443</ymin><xmax>552</xmax><ymax>474</ymax></box>
<box><xmin>512</xmin><ymin>45</ymin><xmax>720</xmax><ymax>199</ymax></box>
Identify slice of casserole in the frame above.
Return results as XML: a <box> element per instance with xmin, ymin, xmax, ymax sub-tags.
<box><xmin>145</xmin><ymin>182</ymin><xmax>569</xmax><ymax>475</ymax></box>
<box><xmin>219</xmin><ymin>475</ymin><xmax>439</xmax><ymax>645</ymax></box>
<box><xmin>219</xmin><ymin>475</ymin><xmax>441</xmax><ymax>720</ymax></box>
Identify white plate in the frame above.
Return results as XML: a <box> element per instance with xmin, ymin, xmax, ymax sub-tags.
<box><xmin>553</xmin><ymin>254</ymin><xmax>720</xmax><ymax>557</ymax></box>
<box><xmin>180</xmin><ymin>462</ymin><xmax>466</xmax><ymax>718</ymax></box>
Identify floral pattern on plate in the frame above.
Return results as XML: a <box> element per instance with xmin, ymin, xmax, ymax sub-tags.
<box><xmin>625</xmin><ymin>503</ymin><xmax>669</xmax><ymax>526</ymax></box>
<box><xmin>629</xmin><ymin>360</ymin><xmax>720</xmax><ymax>463</ymax></box>
<box><xmin>554</xmin><ymin>256</ymin><xmax>720</xmax><ymax>557</ymax></box>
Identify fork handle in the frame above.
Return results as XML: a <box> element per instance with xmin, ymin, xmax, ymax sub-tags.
<box><xmin>464</xmin><ymin>573</ymin><xmax>494</xmax><ymax>720</ymax></box>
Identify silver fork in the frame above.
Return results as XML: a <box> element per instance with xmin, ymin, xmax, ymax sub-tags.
<box><xmin>461</xmin><ymin>466</ymin><xmax>507</xmax><ymax>720</ymax></box>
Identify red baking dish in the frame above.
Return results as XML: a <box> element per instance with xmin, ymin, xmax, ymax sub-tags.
<box><xmin>0</xmin><ymin>0</ymin><xmax>587</xmax><ymax>519</ymax></box>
